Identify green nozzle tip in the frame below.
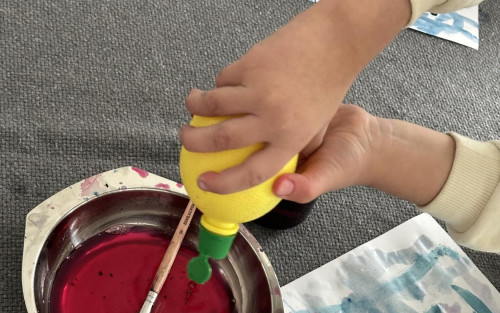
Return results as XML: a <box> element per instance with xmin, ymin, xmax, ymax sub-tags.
<box><xmin>188</xmin><ymin>254</ymin><xmax>211</xmax><ymax>284</ymax></box>
<box><xmin>187</xmin><ymin>225</ymin><xmax>237</xmax><ymax>284</ymax></box>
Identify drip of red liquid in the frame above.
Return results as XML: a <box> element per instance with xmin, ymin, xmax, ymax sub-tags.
<box><xmin>50</xmin><ymin>227</ymin><xmax>234</xmax><ymax>313</ymax></box>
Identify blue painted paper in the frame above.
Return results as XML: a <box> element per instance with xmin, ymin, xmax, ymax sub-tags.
<box><xmin>282</xmin><ymin>214</ymin><xmax>500</xmax><ymax>313</ymax></box>
<box><xmin>409</xmin><ymin>6</ymin><xmax>479</xmax><ymax>49</ymax></box>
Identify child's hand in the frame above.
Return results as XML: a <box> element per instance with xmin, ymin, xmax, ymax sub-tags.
<box><xmin>180</xmin><ymin>0</ymin><xmax>411</xmax><ymax>195</ymax></box>
<box><xmin>272</xmin><ymin>104</ymin><xmax>379</xmax><ymax>203</ymax></box>
<box><xmin>274</xmin><ymin>104</ymin><xmax>455</xmax><ymax>206</ymax></box>
<box><xmin>182</xmin><ymin>4</ymin><xmax>358</xmax><ymax>194</ymax></box>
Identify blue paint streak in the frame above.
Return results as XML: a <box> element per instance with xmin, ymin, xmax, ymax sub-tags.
<box><xmin>338</xmin><ymin>246</ymin><xmax>460</xmax><ymax>312</ymax></box>
<box><xmin>451</xmin><ymin>285</ymin><xmax>493</xmax><ymax>313</ymax></box>
<box><xmin>381</xmin><ymin>246</ymin><xmax>460</xmax><ymax>300</ymax></box>
<box><xmin>413</xmin><ymin>12</ymin><xmax>478</xmax><ymax>44</ymax></box>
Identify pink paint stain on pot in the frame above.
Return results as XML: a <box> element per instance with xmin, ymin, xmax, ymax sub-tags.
<box><xmin>131</xmin><ymin>167</ymin><xmax>149</xmax><ymax>178</ymax></box>
<box><xmin>155</xmin><ymin>183</ymin><xmax>171</xmax><ymax>190</ymax></box>
<box><xmin>176</xmin><ymin>183</ymin><xmax>183</xmax><ymax>188</ymax></box>
<box><xmin>81</xmin><ymin>174</ymin><xmax>102</xmax><ymax>197</ymax></box>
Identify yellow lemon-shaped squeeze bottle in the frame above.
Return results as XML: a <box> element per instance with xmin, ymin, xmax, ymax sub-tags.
<box><xmin>180</xmin><ymin>115</ymin><xmax>298</xmax><ymax>284</ymax></box>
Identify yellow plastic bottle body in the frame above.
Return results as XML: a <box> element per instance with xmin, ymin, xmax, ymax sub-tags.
<box><xmin>179</xmin><ymin>115</ymin><xmax>298</xmax><ymax>237</ymax></box>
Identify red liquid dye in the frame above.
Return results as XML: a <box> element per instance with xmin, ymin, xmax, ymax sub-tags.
<box><xmin>50</xmin><ymin>227</ymin><xmax>234</xmax><ymax>313</ymax></box>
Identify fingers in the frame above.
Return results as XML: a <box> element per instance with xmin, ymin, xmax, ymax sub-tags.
<box><xmin>180</xmin><ymin>115</ymin><xmax>265</xmax><ymax>152</ymax></box>
<box><xmin>197</xmin><ymin>146</ymin><xmax>295</xmax><ymax>194</ymax></box>
<box><xmin>185</xmin><ymin>87</ymin><xmax>253</xmax><ymax>117</ymax></box>
<box><xmin>273</xmin><ymin>157</ymin><xmax>347</xmax><ymax>203</ymax></box>
<box><xmin>215</xmin><ymin>61</ymin><xmax>244</xmax><ymax>87</ymax></box>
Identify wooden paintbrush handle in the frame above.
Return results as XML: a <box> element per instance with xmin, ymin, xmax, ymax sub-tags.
<box><xmin>151</xmin><ymin>200</ymin><xmax>196</xmax><ymax>293</ymax></box>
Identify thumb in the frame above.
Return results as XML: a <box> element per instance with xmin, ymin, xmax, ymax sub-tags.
<box><xmin>273</xmin><ymin>157</ymin><xmax>349</xmax><ymax>203</ymax></box>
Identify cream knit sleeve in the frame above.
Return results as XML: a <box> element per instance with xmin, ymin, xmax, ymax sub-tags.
<box><xmin>419</xmin><ymin>133</ymin><xmax>500</xmax><ymax>253</ymax></box>
<box><xmin>408</xmin><ymin>0</ymin><xmax>484</xmax><ymax>25</ymax></box>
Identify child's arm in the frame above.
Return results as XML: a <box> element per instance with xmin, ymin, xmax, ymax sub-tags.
<box><xmin>274</xmin><ymin>104</ymin><xmax>500</xmax><ymax>253</ymax></box>
<box><xmin>181</xmin><ymin>0</ymin><xmax>486</xmax><ymax>196</ymax></box>
<box><xmin>366</xmin><ymin>115</ymin><xmax>456</xmax><ymax>207</ymax></box>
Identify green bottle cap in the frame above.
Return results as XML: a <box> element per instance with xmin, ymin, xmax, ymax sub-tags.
<box><xmin>187</xmin><ymin>225</ymin><xmax>237</xmax><ymax>284</ymax></box>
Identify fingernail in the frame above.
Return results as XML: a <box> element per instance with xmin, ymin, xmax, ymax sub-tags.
<box><xmin>198</xmin><ymin>178</ymin><xmax>208</xmax><ymax>191</ymax></box>
<box><xmin>275</xmin><ymin>179</ymin><xmax>294</xmax><ymax>197</ymax></box>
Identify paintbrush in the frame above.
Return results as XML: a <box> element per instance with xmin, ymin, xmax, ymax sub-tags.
<box><xmin>139</xmin><ymin>200</ymin><xmax>196</xmax><ymax>313</ymax></box>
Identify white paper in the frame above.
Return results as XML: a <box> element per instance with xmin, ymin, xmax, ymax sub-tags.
<box><xmin>281</xmin><ymin>213</ymin><xmax>500</xmax><ymax>313</ymax></box>
<box><xmin>409</xmin><ymin>6</ymin><xmax>479</xmax><ymax>49</ymax></box>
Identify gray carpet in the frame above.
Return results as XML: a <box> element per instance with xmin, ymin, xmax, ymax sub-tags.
<box><xmin>1</xmin><ymin>0</ymin><xmax>499</xmax><ymax>311</ymax></box>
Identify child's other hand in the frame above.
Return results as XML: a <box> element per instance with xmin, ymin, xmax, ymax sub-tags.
<box><xmin>273</xmin><ymin>104</ymin><xmax>380</xmax><ymax>203</ymax></box>
<box><xmin>274</xmin><ymin>103</ymin><xmax>455</xmax><ymax>206</ymax></box>
<box><xmin>181</xmin><ymin>5</ymin><xmax>357</xmax><ymax>194</ymax></box>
